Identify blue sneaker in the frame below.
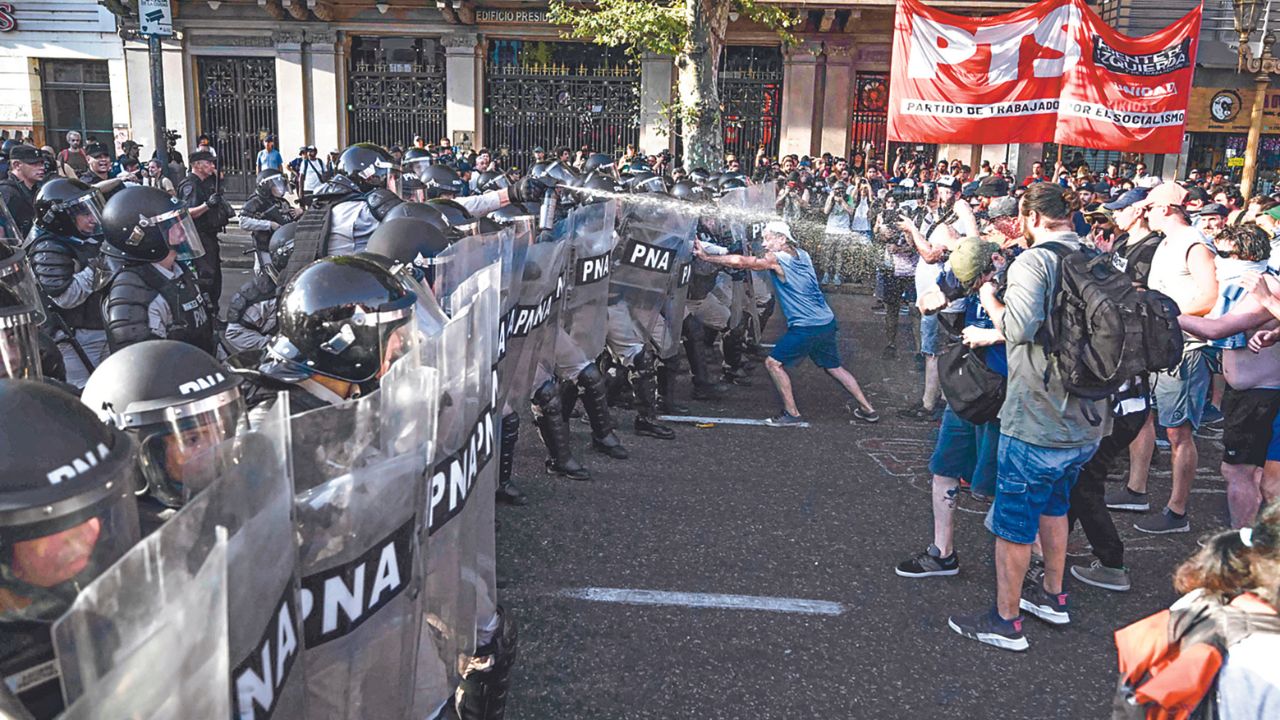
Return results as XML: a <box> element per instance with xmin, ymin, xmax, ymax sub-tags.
<box><xmin>765</xmin><ymin>411</ymin><xmax>805</xmax><ymax>427</ymax></box>
<box><xmin>1019</xmin><ymin>582</ymin><xmax>1070</xmax><ymax>625</ymax></box>
<box><xmin>1202</xmin><ymin>403</ymin><xmax>1224</xmax><ymax>428</ymax></box>
<box><xmin>948</xmin><ymin>607</ymin><xmax>1028</xmax><ymax>652</ymax></box>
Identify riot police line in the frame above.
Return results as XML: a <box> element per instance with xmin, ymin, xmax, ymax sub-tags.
<box><xmin>0</xmin><ymin>144</ymin><xmax>777</xmax><ymax>719</ymax></box>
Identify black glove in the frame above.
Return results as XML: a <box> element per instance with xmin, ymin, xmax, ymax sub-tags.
<box><xmin>508</xmin><ymin>176</ymin><xmax>550</xmax><ymax>204</ymax></box>
<box><xmin>206</xmin><ymin>194</ymin><xmax>222</xmax><ymax>208</ymax></box>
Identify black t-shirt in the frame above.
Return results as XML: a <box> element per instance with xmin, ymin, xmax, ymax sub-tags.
<box><xmin>1115</xmin><ymin>230</ymin><xmax>1164</xmax><ymax>290</ymax></box>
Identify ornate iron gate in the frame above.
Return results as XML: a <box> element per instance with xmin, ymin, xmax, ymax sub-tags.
<box><xmin>850</xmin><ymin>71</ymin><xmax>888</xmax><ymax>164</ymax></box>
<box><xmin>197</xmin><ymin>56</ymin><xmax>277</xmax><ymax>198</ymax></box>
<box><xmin>484</xmin><ymin>41</ymin><xmax>639</xmax><ymax>172</ymax></box>
<box><xmin>719</xmin><ymin>46</ymin><xmax>783</xmax><ymax>162</ymax></box>
<box><xmin>348</xmin><ymin>36</ymin><xmax>447</xmax><ymax>151</ymax></box>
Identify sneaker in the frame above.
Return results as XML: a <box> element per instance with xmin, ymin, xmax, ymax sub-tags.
<box><xmin>1202</xmin><ymin>403</ymin><xmax>1225</xmax><ymax>428</ymax></box>
<box><xmin>832</xmin><ymin>273</ymin><xmax>844</xmax><ymax>287</ymax></box>
<box><xmin>948</xmin><ymin>607</ymin><xmax>1029</xmax><ymax>652</ymax></box>
<box><xmin>1070</xmin><ymin>560</ymin><xmax>1131</xmax><ymax>592</ymax></box>
<box><xmin>849</xmin><ymin>404</ymin><xmax>880</xmax><ymax>424</ymax></box>
<box><xmin>929</xmin><ymin>404</ymin><xmax>945</xmax><ymax>423</ymax></box>
<box><xmin>1194</xmin><ymin>424</ymin><xmax>1224</xmax><ymax>440</ymax></box>
<box><xmin>1024</xmin><ymin>554</ymin><xmax>1045</xmax><ymax>587</ymax></box>
<box><xmin>1134</xmin><ymin>507</ymin><xmax>1191</xmax><ymax>535</ymax></box>
<box><xmin>1104</xmin><ymin>485</ymin><xmax>1150</xmax><ymax>512</ymax></box>
<box><xmin>1019</xmin><ymin>582</ymin><xmax>1070</xmax><ymax>625</ymax></box>
<box><xmin>895</xmin><ymin>546</ymin><xmax>959</xmax><ymax>578</ymax></box>
<box><xmin>897</xmin><ymin>403</ymin><xmax>936</xmax><ymax>421</ymax></box>
<box><xmin>765</xmin><ymin>411</ymin><xmax>805</xmax><ymax>427</ymax></box>
<box><xmin>820</xmin><ymin>272</ymin><xmax>832</xmax><ymax>286</ymax></box>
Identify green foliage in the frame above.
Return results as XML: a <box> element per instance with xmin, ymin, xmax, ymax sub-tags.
<box><xmin>548</xmin><ymin>0</ymin><xmax>796</xmax><ymax>59</ymax></box>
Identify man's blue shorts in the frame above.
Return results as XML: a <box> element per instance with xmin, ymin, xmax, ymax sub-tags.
<box><xmin>770</xmin><ymin>320</ymin><xmax>841</xmax><ymax>369</ymax></box>
<box><xmin>985</xmin><ymin>434</ymin><xmax>1099</xmax><ymax>545</ymax></box>
<box><xmin>929</xmin><ymin>407</ymin><xmax>1001</xmax><ymax>498</ymax></box>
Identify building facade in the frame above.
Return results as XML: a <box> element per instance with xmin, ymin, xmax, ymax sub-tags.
<box><xmin>0</xmin><ymin>1</ymin><xmax>130</xmax><ymax>152</ymax></box>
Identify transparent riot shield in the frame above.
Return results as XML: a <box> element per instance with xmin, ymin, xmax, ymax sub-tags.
<box><xmin>497</xmin><ymin>235</ymin><xmax>569</xmax><ymax>413</ymax></box>
<box><xmin>53</xmin><ymin>529</ymin><xmax>231</xmax><ymax>720</ymax></box>
<box><xmin>559</xmin><ymin>200</ymin><xmax>618</xmax><ymax>359</ymax></box>
<box><xmin>287</xmin><ymin>354</ymin><xmax>436</xmax><ymax>720</ymax></box>
<box><xmin>494</xmin><ymin>219</ymin><xmax>534</xmax><ymax>414</ymax></box>
<box><xmin>412</xmin><ymin>277</ymin><xmax>498</xmax><ymax>719</ymax></box>
<box><xmin>609</xmin><ymin>203</ymin><xmax>697</xmax><ymax>343</ymax></box>
<box><xmin>433</xmin><ymin>228</ymin><xmax>510</xmax><ymax>316</ymax></box>
<box><xmin>657</xmin><ymin>233</ymin><xmax>694</xmax><ymax>358</ymax></box>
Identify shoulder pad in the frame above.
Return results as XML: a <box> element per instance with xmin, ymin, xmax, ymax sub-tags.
<box><xmin>105</xmin><ymin>269</ymin><xmax>158</xmax><ymax>350</ymax></box>
<box><xmin>365</xmin><ymin>188</ymin><xmax>403</xmax><ymax>221</ymax></box>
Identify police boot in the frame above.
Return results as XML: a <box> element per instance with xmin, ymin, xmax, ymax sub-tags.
<box><xmin>657</xmin><ymin>356</ymin><xmax>690</xmax><ymax>415</ymax></box>
<box><xmin>684</xmin><ymin>318</ymin><xmax>727</xmax><ymax>400</ymax></box>
<box><xmin>454</xmin><ymin>606</ymin><xmax>519</xmax><ymax>720</ymax></box>
<box><xmin>577</xmin><ymin>365</ymin><xmax>629</xmax><ymax>460</ymax></box>
<box><xmin>495</xmin><ymin>413</ymin><xmax>528</xmax><ymax>506</ymax></box>
<box><xmin>531</xmin><ymin>380</ymin><xmax>590</xmax><ymax>481</ymax></box>
<box><xmin>722</xmin><ymin>328</ymin><xmax>753</xmax><ymax>387</ymax></box>
<box><xmin>629</xmin><ymin>350</ymin><xmax>676</xmax><ymax>440</ymax></box>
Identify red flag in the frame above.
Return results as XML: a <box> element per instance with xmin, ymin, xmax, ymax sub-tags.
<box><xmin>887</xmin><ymin>0</ymin><xmax>1201</xmax><ymax>153</ymax></box>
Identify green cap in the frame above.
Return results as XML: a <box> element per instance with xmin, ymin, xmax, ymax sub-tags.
<box><xmin>1265</xmin><ymin>205</ymin><xmax>1280</xmax><ymax>222</ymax></box>
<box><xmin>949</xmin><ymin>236</ymin><xmax>1001</xmax><ymax>289</ymax></box>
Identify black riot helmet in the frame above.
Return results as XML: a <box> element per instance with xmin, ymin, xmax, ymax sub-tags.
<box><xmin>474</xmin><ymin>170</ymin><xmax>508</xmax><ymax>194</ymax></box>
<box><xmin>33</xmin><ymin>178</ymin><xmax>105</xmax><ymax>240</ymax></box>
<box><xmin>269</xmin><ymin>255</ymin><xmax>416</xmax><ymax>384</ymax></box>
<box><xmin>336</xmin><ymin>143</ymin><xmax>399</xmax><ymax>192</ymax></box>
<box><xmin>0</xmin><ymin>140</ymin><xmax>16</xmax><ymax>160</ymax></box>
<box><xmin>669</xmin><ymin>180</ymin><xmax>710</xmax><ymax>204</ymax></box>
<box><xmin>631</xmin><ymin>173</ymin><xmax>669</xmax><ymax>195</ymax></box>
<box><xmin>583</xmin><ymin>153</ymin><xmax>616</xmax><ymax>176</ymax></box>
<box><xmin>366</xmin><ymin>217</ymin><xmax>451</xmax><ymax>285</ymax></box>
<box><xmin>256</xmin><ymin>168</ymin><xmax>288</xmax><ymax>199</ymax></box>
<box><xmin>717</xmin><ymin>175</ymin><xmax>748</xmax><ymax>195</ymax></box>
<box><xmin>577</xmin><ymin>173</ymin><xmax>624</xmax><ymax>204</ymax></box>
<box><xmin>0</xmin><ymin>244</ymin><xmax>45</xmax><ymax>381</ymax></box>
<box><xmin>528</xmin><ymin>161</ymin><xmax>552</xmax><ymax>180</ymax></box>
<box><xmin>419</xmin><ymin>164</ymin><xmax>467</xmax><ymax>199</ymax></box>
<box><xmin>400</xmin><ymin>174</ymin><xmax>427</xmax><ymax>203</ymax></box>
<box><xmin>428</xmin><ymin>198</ymin><xmax>475</xmax><ymax>229</ymax></box>
<box><xmin>265</xmin><ymin>222</ymin><xmax>296</xmax><ymax>284</ymax></box>
<box><xmin>80</xmin><ymin>341</ymin><xmax>244</xmax><ymax>509</ymax></box>
<box><xmin>486</xmin><ymin>203</ymin><xmax>537</xmax><ymax>227</ymax></box>
<box><xmin>401</xmin><ymin>146</ymin><xmax>433</xmax><ymax>177</ymax></box>
<box><xmin>383</xmin><ymin>201</ymin><xmax>452</xmax><ymax>235</ymax></box>
<box><xmin>0</xmin><ymin>379</ymin><xmax>140</xmax><ymax>626</ymax></box>
<box><xmin>689</xmin><ymin>167</ymin><xmax>712</xmax><ymax>185</ymax></box>
<box><xmin>101</xmin><ymin>186</ymin><xmax>205</xmax><ymax>263</ymax></box>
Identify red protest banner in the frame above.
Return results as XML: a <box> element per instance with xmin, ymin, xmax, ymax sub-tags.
<box><xmin>886</xmin><ymin>0</ymin><xmax>1201</xmax><ymax>153</ymax></box>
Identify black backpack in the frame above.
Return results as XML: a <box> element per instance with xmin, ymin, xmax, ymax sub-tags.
<box><xmin>940</xmin><ymin>343</ymin><xmax>1005</xmax><ymax>425</ymax></box>
<box><xmin>1040</xmin><ymin>242</ymin><xmax>1183</xmax><ymax>401</ymax></box>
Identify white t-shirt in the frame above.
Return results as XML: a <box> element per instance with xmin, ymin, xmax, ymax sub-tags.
<box><xmin>1217</xmin><ymin>632</ymin><xmax>1280</xmax><ymax>720</ymax></box>
<box><xmin>1149</xmin><ymin>223</ymin><xmax>1211</xmax><ymax>347</ymax></box>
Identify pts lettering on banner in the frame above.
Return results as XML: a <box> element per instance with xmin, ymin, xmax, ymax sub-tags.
<box><xmin>908</xmin><ymin>3</ymin><xmax>1082</xmax><ymax>83</ymax></box>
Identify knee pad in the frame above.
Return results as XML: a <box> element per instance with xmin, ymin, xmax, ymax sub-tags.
<box><xmin>531</xmin><ymin>379</ymin><xmax>562</xmax><ymax>417</ymax></box>
<box><xmin>577</xmin><ymin>362</ymin><xmax>605</xmax><ymax>390</ymax></box>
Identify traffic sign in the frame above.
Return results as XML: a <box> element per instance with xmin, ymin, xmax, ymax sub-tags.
<box><xmin>1228</xmin><ymin>156</ymin><xmax>1245</xmax><ymax>168</ymax></box>
<box><xmin>139</xmin><ymin>0</ymin><xmax>173</xmax><ymax>37</ymax></box>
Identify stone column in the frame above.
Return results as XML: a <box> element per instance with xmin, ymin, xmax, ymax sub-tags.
<box><xmin>122</xmin><ymin>35</ymin><xmax>155</xmax><ymax>148</ymax></box>
<box><xmin>161</xmin><ymin>36</ymin><xmax>190</xmax><ymax>143</ymax></box>
<box><xmin>639</xmin><ymin>52</ymin><xmax>674</xmax><ymax>155</ymax></box>
<box><xmin>820</xmin><ymin>42</ymin><xmax>854</xmax><ymax>157</ymax></box>
<box><xmin>1008</xmin><ymin>143</ymin><xmax>1045</xmax><ymax>180</ymax></box>
<box><xmin>274</xmin><ymin>30</ymin><xmax>307</xmax><ymax>150</ymax></box>
<box><xmin>306</xmin><ymin>29</ymin><xmax>341</xmax><ymax>154</ymax></box>
<box><xmin>442</xmin><ymin>32</ymin><xmax>481</xmax><ymax>150</ymax></box>
<box><xmin>779</xmin><ymin>40</ymin><xmax>822</xmax><ymax>158</ymax></box>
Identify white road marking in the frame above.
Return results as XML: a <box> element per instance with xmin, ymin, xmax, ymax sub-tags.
<box><xmin>561</xmin><ymin>588</ymin><xmax>845</xmax><ymax>616</ymax></box>
<box><xmin>656</xmin><ymin>415</ymin><xmax>811</xmax><ymax>428</ymax></box>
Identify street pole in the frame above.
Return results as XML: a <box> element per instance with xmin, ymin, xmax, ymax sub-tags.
<box><xmin>1242</xmin><ymin>72</ymin><xmax>1269</xmax><ymax>201</ymax></box>
<box><xmin>148</xmin><ymin>32</ymin><xmax>169</xmax><ymax>168</ymax></box>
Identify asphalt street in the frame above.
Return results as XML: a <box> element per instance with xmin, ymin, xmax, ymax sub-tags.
<box><xmin>494</xmin><ymin>291</ymin><xmax>1218</xmax><ymax>720</ymax></box>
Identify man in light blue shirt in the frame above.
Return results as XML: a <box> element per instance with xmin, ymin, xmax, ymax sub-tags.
<box><xmin>694</xmin><ymin>220</ymin><xmax>878</xmax><ymax>426</ymax></box>
<box><xmin>255</xmin><ymin>134</ymin><xmax>283</xmax><ymax>173</ymax></box>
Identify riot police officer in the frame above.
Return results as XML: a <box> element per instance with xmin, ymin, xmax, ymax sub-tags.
<box><xmin>80</xmin><ymin>340</ymin><xmax>245</xmax><ymax>532</ymax></box>
<box><xmin>238</xmin><ymin>168</ymin><xmax>298</xmax><ymax>272</ymax></box>
<box><xmin>26</xmin><ymin>178</ymin><xmax>109</xmax><ymax>387</ymax></box>
<box><xmin>242</xmin><ymin>254</ymin><xmax>416</xmax><ymax>413</ymax></box>
<box><xmin>0</xmin><ymin>379</ymin><xmax>141</xmax><ymax>719</ymax></box>
<box><xmin>278</xmin><ymin>143</ymin><xmax>404</xmax><ymax>285</ymax></box>
<box><xmin>178</xmin><ymin>150</ymin><xmax>232</xmax><ymax>305</ymax></box>
<box><xmin>99</xmin><ymin>186</ymin><xmax>214</xmax><ymax>354</ymax></box>
<box><xmin>417</xmin><ymin>163</ymin><xmax>549</xmax><ymax>219</ymax></box>
<box><xmin>223</xmin><ymin>223</ymin><xmax>293</xmax><ymax>355</ymax></box>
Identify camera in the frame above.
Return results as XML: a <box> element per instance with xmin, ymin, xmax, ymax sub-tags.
<box><xmin>891</xmin><ymin>184</ymin><xmax>927</xmax><ymax>202</ymax></box>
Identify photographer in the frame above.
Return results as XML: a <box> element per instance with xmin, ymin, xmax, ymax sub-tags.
<box><xmin>821</xmin><ymin>177</ymin><xmax>853</xmax><ymax>285</ymax></box>
<box><xmin>874</xmin><ymin>191</ymin><xmax>920</xmax><ymax>358</ymax></box>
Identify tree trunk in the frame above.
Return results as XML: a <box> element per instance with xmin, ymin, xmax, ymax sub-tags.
<box><xmin>677</xmin><ymin>0</ymin><xmax>728</xmax><ymax>170</ymax></box>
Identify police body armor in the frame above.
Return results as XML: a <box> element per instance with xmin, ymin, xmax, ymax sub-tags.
<box><xmin>26</xmin><ymin>230</ymin><xmax>104</xmax><ymax>331</ymax></box>
<box><xmin>224</xmin><ymin>272</ymin><xmax>278</xmax><ymax>346</ymax></box>
<box><xmin>55</xmin><ymin>403</ymin><xmax>308</xmax><ymax>720</ymax></box>
<box><xmin>558</xmin><ymin>201</ymin><xmax>617</xmax><ymax>361</ymax></box>
<box><xmin>280</xmin><ymin>178</ymin><xmax>401</xmax><ymax>286</ymax></box>
<box><xmin>608</xmin><ymin>204</ymin><xmax>697</xmax><ymax>344</ymax></box>
<box><xmin>239</xmin><ymin>192</ymin><xmax>294</xmax><ymax>254</ymax></box>
<box><xmin>102</xmin><ymin>262</ymin><xmax>214</xmax><ymax>354</ymax></box>
<box><xmin>687</xmin><ymin>224</ymin><xmax>722</xmax><ymax>303</ymax></box>
<box><xmin>288</xmin><ymin>357</ymin><xmax>436</xmax><ymax>720</ymax></box>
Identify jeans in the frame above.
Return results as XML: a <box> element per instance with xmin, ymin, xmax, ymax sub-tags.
<box><xmin>988</xmin><ymin>434</ymin><xmax>1100</xmax><ymax>545</ymax></box>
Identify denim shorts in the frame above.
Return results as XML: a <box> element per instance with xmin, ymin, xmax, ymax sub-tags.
<box><xmin>770</xmin><ymin>320</ymin><xmax>841</xmax><ymax>369</ymax></box>
<box><xmin>920</xmin><ymin>313</ymin><xmax>941</xmax><ymax>355</ymax></box>
<box><xmin>1154</xmin><ymin>347</ymin><xmax>1211</xmax><ymax>430</ymax></box>
<box><xmin>929</xmin><ymin>406</ymin><xmax>1001</xmax><ymax>498</ymax></box>
<box><xmin>986</xmin><ymin>434</ymin><xmax>1099</xmax><ymax>545</ymax></box>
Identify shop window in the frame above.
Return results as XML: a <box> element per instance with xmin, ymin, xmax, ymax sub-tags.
<box><xmin>41</xmin><ymin>60</ymin><xmax>113</xmax><ymax>152</ymax></box>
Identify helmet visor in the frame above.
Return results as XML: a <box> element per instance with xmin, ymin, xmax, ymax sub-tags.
<box><xmin>137</xmin><ymin>391</ymin><xmax>246</xmax><ymax>505</ymax></box>
<box><xmin>0</xmin><ymin>194</ymin><xmax>19</xmax><ymax>245</ymax></box>
<box><xmin>0</xmin><ymin>494</ymin><xmax>139</xmax><ymax>623</ymax></box>
<box><xmin>263</xmin><ymin>175</ymin><xmax>288</xmax><ymax>198</ymax></box>
<box><xmin>64</xmin><ymin>192</ymin><xmax>107</xmax><ymax>240</ymax></box>
<box><xmin>142</xmin><ymin>207</ymin><xmax>205</xmax><ymax>262</ymax></box>
<box><xmin>0</xmin><ymin>323</ymin><xmax>41</xmax><ymax>380</ymax></box>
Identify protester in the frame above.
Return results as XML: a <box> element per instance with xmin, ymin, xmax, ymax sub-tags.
<box><xmin>255</xmin><ymin>134</ymin><xmax>283</xmax><ymax>173</ymax></box>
